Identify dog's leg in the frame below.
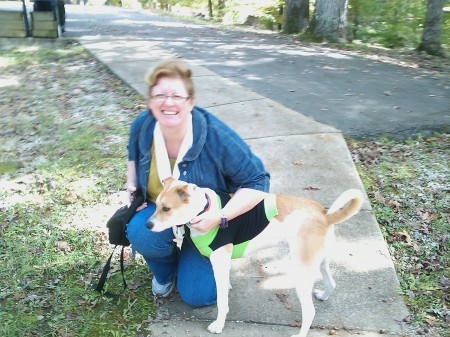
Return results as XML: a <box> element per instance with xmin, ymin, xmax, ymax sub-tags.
<box><xmin>208</xmin><ymin>244</ymin><xmax>233</xmax><ymax>334</ymax></box>
<box><xmin>313</xmin><ymin>257</ymin><xmax>336</xmax><ymax>301</ymax></box>
<box><xmin>292</xmin><ymin>272</ymin><xmax>316</xmax><ymax>337</ymax></box>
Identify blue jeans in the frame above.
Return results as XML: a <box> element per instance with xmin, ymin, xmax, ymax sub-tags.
<box><xmin>126</xmin><ymin>204</ymin><xmax>217</xmax><ymax>307</ymax></box>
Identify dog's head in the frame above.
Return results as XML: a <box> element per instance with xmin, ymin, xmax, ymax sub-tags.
<box><xmin>146</xmin><ymin>178</ymin><xmax>206</xmax><ymax>232</ymax></box>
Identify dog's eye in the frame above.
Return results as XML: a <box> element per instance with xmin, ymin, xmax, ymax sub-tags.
<box><xmin>162</xmin><ymin>206</ymin><xmax>171</xmax><ymax>212</ymax></box>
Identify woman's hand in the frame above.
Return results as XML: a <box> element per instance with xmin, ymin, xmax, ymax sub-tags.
<box><xmin>189</xmin><ymin>209</ymin><xmax>221</xmax><ymax>233</ymax></box>
<box><xmin>189</xmin><ymin>188</ymin><xmax>267</xmax><ymax>233</ymax></box>
<box><xmin>127</xmin><ymin>185</ymin><xmax>137</xmax><ymax>205</ymax></box>
<box><xmin>128</xmin><ymin>185</ymin><xmax>147</xmax><ymax>211</ymax></box>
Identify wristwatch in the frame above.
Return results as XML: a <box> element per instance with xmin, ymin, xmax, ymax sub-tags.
<box><xmin>220</xmin><ymin>214</ymin><xmax>229</xmax><ymax>229</ymax></box>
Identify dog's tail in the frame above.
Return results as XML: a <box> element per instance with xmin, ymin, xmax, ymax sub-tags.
<box><xmin>326</xmin><ymin>189</ymin><xmax>364</xmax><ymax>225</ymax></box>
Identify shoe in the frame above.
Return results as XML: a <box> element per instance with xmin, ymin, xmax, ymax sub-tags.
<box><xmin>152</xmin><ymin>276</ymin><xmax>176</xmax><ymax>297</ymax></box>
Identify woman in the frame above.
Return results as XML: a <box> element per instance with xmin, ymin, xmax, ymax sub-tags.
<box><xmin>126</xmin><ymin>59</ymin><xmax>270</xmax><ymax>307</ymax></box>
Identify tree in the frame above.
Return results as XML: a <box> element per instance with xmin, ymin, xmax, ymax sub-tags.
<box><xmin>312</xmin><ymin>0</ymin><xmax>348</xmax><ymax>42</ymax></box>
<box><xmin>218</xmin><ymin>0</ymin><xmax>226</xmax><ymax>17</ymax></box>
<box><xmin>208</xmin><ymin>0</ymin><xmax>213</xmax><ymax>18</ymax></box>
<box><xmin>283</xmin><ymin>0</ymin><xmax>310</xmax><ymax>34</ymax></box>
<box><xmin>418</xmin><ymin>0</ymin><xmax>444</xmax><ymax>56</ymax></box>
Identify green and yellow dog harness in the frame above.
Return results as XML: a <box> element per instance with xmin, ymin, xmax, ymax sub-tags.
<box><xmin>189</xmin><ymin>193</ymin><xmax>278</xmax><ymax>259</ymax></box>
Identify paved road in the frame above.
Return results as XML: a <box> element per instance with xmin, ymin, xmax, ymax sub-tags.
<box><xmin>64</xmin><ymin>5</ymin><xmax>450</xmax><ymax>139</ymax></box>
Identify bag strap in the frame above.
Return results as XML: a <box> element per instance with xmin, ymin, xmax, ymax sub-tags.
<box><xmin>93</xmin><ymin>190</ymin><xmax>143</xmax><ymax>297</ymax></box>
<box><xmin>92</xmin><ymin>245</ymin><xmax>128</xmax><ymax>298</ymax></box>
<box><xmin>119</xmin><ymin>245</ymin><xmax>127</xmax><ymax>290</ymax></box>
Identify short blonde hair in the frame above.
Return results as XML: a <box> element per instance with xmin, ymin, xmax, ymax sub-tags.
<box><xmin>145</xmin><ymin>59</ymin><xmax>195</xmax><ymax>99</ymax></box>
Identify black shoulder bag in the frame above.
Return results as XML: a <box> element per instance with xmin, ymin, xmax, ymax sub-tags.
<box><xmin>92</xmin><ymin>189</ymin><xmax>144</xmax><ymax>297</ymax></box>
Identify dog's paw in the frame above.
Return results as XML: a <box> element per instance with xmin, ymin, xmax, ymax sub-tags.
<box><xmin>208</xmin><ymin>320</ymin><xmax>225</xmax><ymax>334</ymax></box>
<box><xmin>313</xmin><ymin>289</ymin><xmax>330</xmax><ymax>301</ymax></box>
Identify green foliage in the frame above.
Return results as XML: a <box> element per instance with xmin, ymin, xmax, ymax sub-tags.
<box><xmin>260</xmin><ymin>0</ymin><xmax>284</xmax><ymax>30</ymax></box>
<box><xmin>139</xmin><ymin>0</ymin><xmax>205</xmax><ymax>10</ymax></box>
<box><xmin>443</xmin><ymin>9</ymin><xmax>450</xmax><ymax>47</ymax></box>
<box><xmin>150</xmin><ymin>1</ymin><xmax>448</xmax><ymax>51</ymax></box>
<box><xmin>349</xmin><ymin>0</ymin><xmax>427</xmax><ymax>48</ymax></box>
<box><xmin>107</xmin><ymin>0</ymin><xmax>124</xmax><ymax>7</ymax></box>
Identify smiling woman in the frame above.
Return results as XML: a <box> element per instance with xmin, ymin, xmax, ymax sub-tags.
<box><xmin>148</xmin><ymin>77</ymin><xmax>194</xmax><ymax>129</ymax></box>
<box><xmin>124</xmin><ymin>59</ymin><xmax>270</xmax><ymax>305</ymax></box>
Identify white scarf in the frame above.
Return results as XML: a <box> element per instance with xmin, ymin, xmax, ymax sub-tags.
<box><xmin>153</xmin><ymin>114</ymin><xmax>193</xmax><ymax>183</ymax></box>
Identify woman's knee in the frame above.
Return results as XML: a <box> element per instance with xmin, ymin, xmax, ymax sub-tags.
<box><xmin>126</xmin><ymin>206</ymin><xmax>152</xmax><ymax>244</ymax></box>
<box><xmin>177</xmin><ymin>243</ymin><xmax>217</xmax><ymax>307</ymax></box>
<box><xmin>126</xmin><ymin>206</ymin><xmax>175</xmax><ymax>259</ymax></box>
<box><xmin>177</xmin><ymin>280</ymin><xmax>216</xmax><ymax>307</ymax></box>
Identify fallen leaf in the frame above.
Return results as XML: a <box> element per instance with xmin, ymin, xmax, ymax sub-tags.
<box><xmin>58</xmin><ymin>330</ymin><xmax>74</xmax><ymax>337</ymax></box>
<box><xmin>404</xmin><ymin>290</ymin><xmax>415</xmax><ymax>298</ymax></box>
<box><xmin>439</xmin><ymin>277</ymin><xmax>450</xmax><ymax>288</ymax></box>
<box><xmin>398</xmin><ymin>230</ymin><xmax>412</xmax><ymax>245</ymax></box>
<box><xmin>14</xmin><ymin>293</ymin><xmax>26</xmax><ymax>301</ymax></box>
<box><xmin>425</xmin><ymin>315</ymin><xmax>438</xmax><ymax>326</ymax></box>
<box><xmin>304</xmin><ymin>185</ymin><xmax>321</xmax><ymax>190</ymax></box>
<box><xmin>55</xmin><ymin>241</ymin><xmax>71</xmax><ymax>252</ymax></box>
<box><xmin>426</xmin><ymin>308</ymin><xmax>445</xmax><ymax>318</ymax></box>
<box><xmin>86</xmin><ymin>298</ymin><xmax>98</xmax><ymax>311</ymax></box>
<box><xmin>388</xmin><ymin>199</ymin><xmax>401</xmax><ymax>211</ymax></box>
<box><xmin>23</xmin><ymin>294</ymin><xmax>42</xmax><ymax>303</ymax></box>
<box><xmin>128</xmin><ymin>277</ymin><xmax>143</xmax><ymax>290</ymax></box>
<box><xmin>289</xmin><ymin>321</ymin><xmax>301</xmax><ymax>328</ymax></box>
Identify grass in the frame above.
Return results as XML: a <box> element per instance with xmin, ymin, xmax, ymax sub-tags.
<box><xmin>1</xmin><ymin>40</ymin><xmax>448</xmax><ymax>336</ymax></box>
<box><xmin>348</xmin><ymin>135</ymin><xmax>450</xmax><ymax>335</ymax></box>
<box><xmin>0</xmin><ymin>40</ymin><xmax>152</xmax><ymax>337</ymax></box>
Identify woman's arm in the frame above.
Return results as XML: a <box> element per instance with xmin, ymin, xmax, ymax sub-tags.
<box><xmin>190</xmin><ymin>188</ymin><xmax>267</xmax><ymax>233</ymax></box>
<box><xmin>127</xmin><ymin>161</ymin><xmax>137</xmax><ymax>188</ymax></box>
<box><xmin>189</xmin><ymin>109</ymin><xmax>270</xmax><ymax>232</ymax></box>
<box><xmin>127</xmin><ymin>160</ymin><xmax>137</xmax><ymax>204</ymax></box>
<box><xmin>127</xmin><ymin>160</ymin><xmax>148</xmax><ymax>210</ymax></box>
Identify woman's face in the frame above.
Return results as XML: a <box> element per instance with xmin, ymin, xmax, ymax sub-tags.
<box><xmin>148</xmin><ymin>77</ymin><xmax>194</xmax><ymax>129</ymax></box>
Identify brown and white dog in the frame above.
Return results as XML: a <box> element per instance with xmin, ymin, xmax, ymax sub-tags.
<box><xmin>147</xmin><ymin>178</ymin><xmax>364</xmax><ymax>337</ymax></box>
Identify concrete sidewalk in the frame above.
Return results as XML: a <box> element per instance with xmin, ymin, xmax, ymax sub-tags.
<box><xmin>77</xmin><ymin>35</ymin><xmax>410</xmax><ymax>336</ymax></box>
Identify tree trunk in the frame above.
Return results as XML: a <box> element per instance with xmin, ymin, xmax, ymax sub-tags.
<box><xmin>313</xmin><ymin>0</ymin><xmax>348</xmax><ymax>42</ymax></box>
<box><xmin>208</xmin><ymin>0</ymin><xmax>213</xmax><ymax>18</ymax></box>
<box><xmin>283</xmin><ymin>0</ymin><xmax>310</xmax><ymax>34</ymax></box>
<box><xmin>348</xmin><ymin>0</ymin><xmax>360</xmax><ymax>41</ymax></box>
<box><xmin>217</xmin><ymin>0</ymin><xmax>226</xmax><ymax>18</ymax></box>
<box><xmin>418</xmin><ymin>0</ymin><xmax>444</xmax><ymax>56</ymax></box>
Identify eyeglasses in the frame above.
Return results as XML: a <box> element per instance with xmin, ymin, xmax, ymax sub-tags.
<box><xmin>150</xmin><ymin>94</ymin><xmax>190</xmax><ymax>103</ymax></box>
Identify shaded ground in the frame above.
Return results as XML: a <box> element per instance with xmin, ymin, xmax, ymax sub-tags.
<box><xmin>63</xmin><ymin>5</ymin><xmax>450</xmax><ymax>139</ymax></box>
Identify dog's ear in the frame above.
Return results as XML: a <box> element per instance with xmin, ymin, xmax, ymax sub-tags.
<box><xmin>176</xmin><ymin>185</ymin><xmax>190</xmax><ymax>203</ymax></box>
<box><xmin>162</xmin><ymin>177</ymin><xmax>174</xmax><ymax>186</ymax></box>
